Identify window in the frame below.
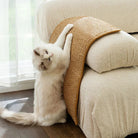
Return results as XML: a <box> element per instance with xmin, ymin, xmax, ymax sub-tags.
<box><xmin>0</xmin><ymin>0</ymin><xmax>40</xmax><ymax>92</ymax></box>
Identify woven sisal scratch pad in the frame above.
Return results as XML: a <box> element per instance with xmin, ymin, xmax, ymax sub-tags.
<box><xmin>50</xmin><ymin>17</ymin><xmax>120</xmax><ymax>125</ymax></box>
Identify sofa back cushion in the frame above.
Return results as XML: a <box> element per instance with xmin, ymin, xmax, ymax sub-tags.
<box><xmin>86</xmin><ymin>31</ymin><xmax>138</xmax><ymax>73</ymax></box>
<box><xmin>37</xmin><ymin>0</ymin><xmax>138</xmax><ymax>42</ymax></box>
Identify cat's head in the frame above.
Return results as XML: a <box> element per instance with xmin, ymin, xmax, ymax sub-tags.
<box><xmin>32</xmin><ymin>44</ymin><xmax>63</xmax><ymax>72</ymax></box>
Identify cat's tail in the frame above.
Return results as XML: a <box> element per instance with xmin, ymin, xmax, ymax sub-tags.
<box><xmin>0</xmin><ymin>107</ymin><xmax>36</xmax><ymax>125</ymax></box>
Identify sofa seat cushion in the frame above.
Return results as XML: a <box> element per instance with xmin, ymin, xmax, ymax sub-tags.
<box><xmin>78</xmin><ymin>66</ymin><xmax>138</xmax><ymax>138</ymax></box>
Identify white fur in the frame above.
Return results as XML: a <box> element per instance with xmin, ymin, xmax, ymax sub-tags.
<box><xmin>0</xmin><ymin>24</ymin><xmax>73</xmax><ymax>126</ymax></box>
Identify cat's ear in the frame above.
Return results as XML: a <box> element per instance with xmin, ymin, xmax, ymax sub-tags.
<box><xmin>54</xmin><ymin>24</ymin><xmax>73</xmax><ymax>49</ymax></box>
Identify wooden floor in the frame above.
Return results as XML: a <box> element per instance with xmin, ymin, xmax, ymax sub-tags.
<box><xmin>0</xmin><ymin>90</ymin><xmax>137</xmax><ymax>138</ymax></box>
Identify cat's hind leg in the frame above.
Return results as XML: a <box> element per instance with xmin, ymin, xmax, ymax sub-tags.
<box><xmin>38</xmin><ymin>111</ymin><xmax>66</xmax><ymax>126</ymax></box>
<box><xmin>40</xmin><ymin>117</ymin><xmax>66</xmax><ymax>126</ymax></box>
<box><xmin>38</xmin><ymin>119</ymin><xmax>56</xmax><ymax>126</ymax></box>
<box><xmin>54</xmin><ymin>24</ymin><xmax>73</xmax><ymax>49</ymax></box>
<box><xmin>38</xmin><ymin>101</ymin><xmax>66</xmax><ymax>126</ymax></box>
<box><xmin>57</xmin><ymin>118</ymin><xmax>66</xmax><ymax>123</ymax></box>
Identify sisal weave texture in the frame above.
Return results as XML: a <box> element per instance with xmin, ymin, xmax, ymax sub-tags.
<box><xmin>50</xmin><ymin>17</ymin><xmax>120</xmax><ymax>125</ymax></box>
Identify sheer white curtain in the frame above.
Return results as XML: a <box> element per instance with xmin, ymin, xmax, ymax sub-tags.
<box><xmin>0</xmin><ymin>0</ymin><xmax>41</xmax><ymax>92</ymax></box>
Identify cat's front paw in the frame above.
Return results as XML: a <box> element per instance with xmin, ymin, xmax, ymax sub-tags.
<box><xmin>65</xmin><ymin>24</ymin><xmax>74</xmax><ymax>32</ymax></box>
<box><xmin>66</xmin><ymin>24</ymin><xmax>73</xmax><ymax>29</ymax></box>
<box><xmin>66</xmin><ymin>33</ymin><xmax>73</xmax><ymax>41</ymax></box>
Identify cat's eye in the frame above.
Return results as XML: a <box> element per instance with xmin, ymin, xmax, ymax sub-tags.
<box><xmin>45</xmin><ymin>50</ymin><xmax>48</xmax><ymax>54</ymax></box>
<box><xmin>34</xmin><ymin>50</ymin><xmax>40</xmax><ymax>56</ymax></box>
<box><xmin>48</xmin><ymin>57</ymin><xmax>50</xmax><ymax>61</ymax></box>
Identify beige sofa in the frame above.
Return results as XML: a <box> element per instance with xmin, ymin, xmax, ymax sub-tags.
<box><xmin>37</xmin><ymin>0</ymin><xmax>138</xmax><ymax>137</ymax></box>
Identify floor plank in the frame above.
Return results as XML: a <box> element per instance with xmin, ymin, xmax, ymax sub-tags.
<box><xmin>0</xmin><ymin>90</ymin><xmax>137</xmax><ymax>138</ymax></box>
<box><xmin>0</xmin><ymin>90</ymin><xmax>48</xmax><ymax>138</ymax></box>
<box><xmin>43</xmin><ymin>116</ymin><xmax>85</xmax><ymax>138</ymax></box>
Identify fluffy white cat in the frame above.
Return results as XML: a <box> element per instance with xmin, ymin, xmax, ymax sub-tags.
<box><xmin>0</xmin><ymin>24</ymin><xmax>73</xmax><ymax>126</ymax></box>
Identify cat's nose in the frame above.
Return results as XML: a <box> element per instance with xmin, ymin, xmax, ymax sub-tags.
<box><xmin>41</xmin><ymin>62</ymin><xmax>44</xmax><ymax>65</ymax></box>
